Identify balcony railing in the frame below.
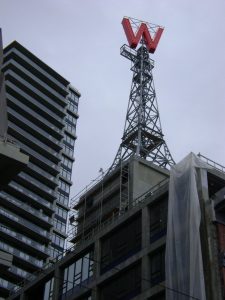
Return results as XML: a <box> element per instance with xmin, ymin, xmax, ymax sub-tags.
<box><xmin>198</xmin><ymin>153</ymin><xmax>225</xmax><ymax>175</ymax></box>
<box><xmin>5</xmin><ymin>70</ymin><xmax>66</xmax><ymax>116</ymax></box>
<box><xmin>6</xmin><ymin>80</ymin><xmax>64</xmax><ymax>127</ymax></box>
<box><xmin>0</xmin><ymin>191</ymin><xmax>53</xmax><ymax>225</ymax></box>
<box><xmin>9</xmin><ymin>181</ymin><xmax>54</xmax><ymax>209</ymax></box>
<box><xmin>0</xmin><ymin>224</ymin><xmax>50</xmax><ymax>256</ymax></box>
<box><xmin>9</xmin><ymin>121</ymin><xmax>61</xmax><ymax>162</ymax></box>
<box><xmin>8</xmin><ymin>106</ymin><xmax>63</xmax><ymax>149</ymax></box>
<box><xmin>18</xmin><ymin>172</ymin><xmax>57</xmax><ymax>200</ymax></box>
<box><xmin>5</xmin><ymin>59</ymin><xmax>67</xmax><ymax>106</ymax></box>
<box><xmin>4</xmin><ymin>48</ymin><xmax>68</xmax><ymax>92</ymax></box>
<box><xmin>7</xmin><ymin>92</ymin><xmax>64</xmax><ymax>138</ymax></box>
<box><xmin>0</xmin><ymin>240</ymin><xmax>43</xmax><ymax>268</ymax></box>
<box><xmin>0</xmin><ymin>207</ymin><xmax>51</xmax><ymax>240</ymax></box>
<box><xmin>28</xmin><ymin>162</ymin><xmax>58</xmax><ymax>186</ymax></box>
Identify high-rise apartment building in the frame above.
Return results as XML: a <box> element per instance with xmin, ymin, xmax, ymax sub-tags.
<box><xmin>0</xmin><ymin>40</ymin><xmax>80</xmax><ymax>298</ymax></box>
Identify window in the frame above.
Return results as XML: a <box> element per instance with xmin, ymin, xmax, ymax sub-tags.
<box><xmin>150</xmin><ymin>198</ymin><xmax>167</xmax><ymax>243</ymax></box>
<box><xmin>65</xmin><ymin>119</ymin><xmax>76</xmax><ymax>134</ymax></box>
<box><xmin>59</xmin><ymin>179</ymin><xmax>70</xmax><ymax>194</ymax></box>
<box><xmin>50</xmin><ymin>246</ymin><xmax>63</xmax><ymax>259</ymax></box>
<box><xmin>68</xmin><ymin>98</ymin><xmax>78</xmax><ymax>113</ymax></box>
<box><xmin>62</xmin><ymin>251</ymin><xmax>94</xmax><ymax>296</ymax></box>
<box><xmin>100</xmin><ymin>263</ymin><xmax>141</xmax><ymax>300</ymax></box>
<box><xmin>55</xmin><ymin>205</ymin><xmax>68</xmax><ymax>220</ymax></box>
<box><xmin>101</xmin><ymin>215</ymin><xmax>141</xmax><ymax>273</ymax></box>
<box><xmin>54</xmin><ymin>218</ymin><xmax>66</xmax><ymax>233</ymax></box>
<box><xmin>60</xmin><ymin>166</ymin><xmax>72</xmax><ymax>181</ymax></box>
<box><xmin>52</xmin><ymin>233</ymin><xmax>65</xmax><ymax>249</ymax></box>
<box><xmin>57</xmin><ymin>191</ymin><xmax>69</xmax><ymax>206</ymax></box>
<box><xmin>61</xmin><ymin>156</ymin><xmax>73</xmax><ymax>170</ymax></box>
<box><xmin>64</xmin><ymin>133</ymin><xmax>75</xmax><ymax>147</ymax></box>
<box><xmin>43</xmin><ymin>278</ymin><xmax>54</xmax><ymax>300</ymax></box>
<box><xmin>63</xmin><ymin>142</ymin><xmax>74</xmax><ymax>157</ymax></box>
<box><xmin>68</xmin><ymin>90</ymin><xmax>79</xmax><ymax>105</ymax></box>
<box><xmin>150</xmin><ymin>248</ymin><xmax>165</xmax><ymax>287</ymax></box>
<box><xmin>67</xmin><ymin>112</ymin><xmax>77</xmax><ymax>124</ymax></box>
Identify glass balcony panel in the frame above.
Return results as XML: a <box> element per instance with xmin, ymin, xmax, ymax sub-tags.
<box><xmin>28</xmin><ymin>162</ymin><xmax>58</xmax><ymax>186</ymax></box>
<box><xmin>0</xmin><ymin>240</ymin><xmax>43</xmax><ymax>267</ymax></box>
<box><xmin>18</xmin><ymin>172</ymin><xmax>57</xmax><ymax>199</ymax></box>
<box><xmin>5</xmin><ymin>69</ymin><xmax>65</xmax><ymax>115</ymax></box>
<box><xmin>0</xmin><ymin>224</ymin><xmax>50</xmax><ymax>255</ymax></box>
<box><xmin>0</xmin><ymin>191</ymin><xmax>53</xmax><ymax>224</ymax></box>
<box><xmin>0</xmin><ymin>207</ymin><xmax>51</xmax><ymax>239</ymax></box>
<box><xmin>4</xmin><ymin>48</ymin><xmax>68</xmax><ymax>92</ymax></box>
<box><xmin>9</xmin><ymin>181</ymin><xmax>54</xmax><ymax>208</ymax></box>
<box><xmin>5</xmin><ymin>80</ymin><xmax>64</xmax><ymax>126</ymax></box>
<box><xmin>5</xmin><ymin>59</ymin><xmax>66</xmax><ymax>105</ymax></box>
<box><xmin>10</xmin><ymin>138</ymin><xmax>60</xmax><ymax>173</ymax></box>
<box><xmin>7</xmin><ymin>93</ymin><xmax>63</xmax><ymax>138</ymax></box>
<box><xmin>8</xmin><ymin>106</ymin><xmax>62</xmax><ymax>149</ymax></box>
<box><xmin>9</xmin><ymin>121</ymin><xmax>61</xmax><ymax>162</ymax></box>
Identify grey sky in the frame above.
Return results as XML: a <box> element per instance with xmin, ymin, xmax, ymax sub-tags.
<box><xmin>1</xmin><ymin>0</ymin><xmax>225</xmax><ymax>196</ymax></box>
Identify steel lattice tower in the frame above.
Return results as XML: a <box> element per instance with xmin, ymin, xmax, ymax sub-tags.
<box><xmin>109</xmin><ymin>17</ymin><xmax>175</xmax><ymax>172</ymax></box>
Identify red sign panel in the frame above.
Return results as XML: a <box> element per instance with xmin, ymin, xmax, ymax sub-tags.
<box><xmin>122</xmin><ymin>18</ymin><xmax>164</xmax><ymax>53</ymax></box>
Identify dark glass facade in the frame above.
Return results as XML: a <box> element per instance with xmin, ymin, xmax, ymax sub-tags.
<box><xmin>61</xmin><ymin>251</ymin><xmax>94</xmax><ymax>299</ymax></box>
<box><xmin>0</xmin><ymin>41</ymin><xmax>80</xmax><ymax>297</ymax></box>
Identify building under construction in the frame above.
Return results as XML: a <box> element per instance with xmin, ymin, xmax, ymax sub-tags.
<box><xmin>6</xmin><ymin>17</ymin><xmax>225</xmax><ymax>300</ymax></box>
<box><xmin>7</xmin><ymin>153</ymin><xmax>225</xmax><ymax>300</ymax></box>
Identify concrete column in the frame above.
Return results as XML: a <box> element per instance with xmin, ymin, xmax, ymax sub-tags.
<box><xmin>142</xmin><ymin>206</ymin><xmax>150</xmax><ymax>248</ymax></box>
<box><xmin>141</xmin><ymin>206</ymin><xmax>150</xmax><ymax>292</ymax></box>
<box><xmin>19</xmin><ymin>292</ymin><xmax>28</xmax><ymax>300</ymax></box>
<box><xmin>92</xmin><ymin>286</ymin><xmax>100</xmax><ymax>300</ymax></box>
<box><xmin>92</xmin><ymin>239</ymin><xmax>101</xmax><ymax>300</ymax></box>
<box><xmin>52</xmin><ymin>266</ymin><xmax>62</xmax><ymax>300</ymax></box>
<box><xmin>198</xmin><ymin>168</ymin><xmax>223</xmax><ymax>300</ymax></box>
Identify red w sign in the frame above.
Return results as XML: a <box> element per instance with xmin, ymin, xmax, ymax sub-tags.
<box><xmin>122</xmin><ymin>18</ymin><xmax>164</xmax><ymax>53</ymax></box>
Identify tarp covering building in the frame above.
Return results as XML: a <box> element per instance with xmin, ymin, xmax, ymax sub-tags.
<box><xmin>166</xmin><ymin>153</ymin><xmax>210</xmax><ymax>300</ymax></box>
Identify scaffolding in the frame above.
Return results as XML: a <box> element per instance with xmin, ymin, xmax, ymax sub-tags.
<box><xmin>68</xmin><ymin>161</ymin><xmax>129</xmax><ymax>246</ymax></box>
<box><xmin>68</xmin><ymin>161</ymin><xmax>169</xmax><ymax>245</ymax></box>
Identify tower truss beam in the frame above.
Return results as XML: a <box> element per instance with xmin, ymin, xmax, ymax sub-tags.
<box><xmin>109</xmin><ymin>41</ymin><xmax>174</xmax><ymax>173</ymax></box>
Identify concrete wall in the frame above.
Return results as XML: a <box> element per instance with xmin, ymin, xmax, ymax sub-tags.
<box><xmin>131</xmin><ymin>159</ymin><xmax>168</xmax><ymax>200</ymax></box>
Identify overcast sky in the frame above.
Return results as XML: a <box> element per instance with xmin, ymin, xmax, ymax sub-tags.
<box><xmin>1</xmin><ymin>0</ymin><xmax>225</xmax><ymax>197</ymax></box>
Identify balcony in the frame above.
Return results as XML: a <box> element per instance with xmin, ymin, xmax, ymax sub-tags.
<box><xmin>4</xmin><ymin>70</ymin><xmax>66</xmax><ymax>117</ymax></box>
<box><xmin>4</xmin><ymin>47</ymin><xmax>68</xmax><ymax>94</ymax></box>
<box><xmin>4</xmin><ymin>59</ymin><xmax>67</xmax><ymax>107</ymax></box>
<box><xmin>8</xmin><ymin>181</ymin><xmax>54</xmax><ymax>214</ymax></box>
<box><xmin>8</xmin><ymin>105</ymin><xmax>63</xmax><ymax>151</ymax></box>
<box><xmin>17</xmin><ymin>172</ymin><xmax>57</xmax><ymax>201</ymax></box>
<box><xmin>8</xmin><ymin>137</ymin><xmax>60</xmax><ymax>176</ymax></box>
<box><xmin>8</xmin><ymin>121</ymin><xmax>61</xmax><ymax>164</ymax></box>
<box><xmin>8</xmin><ymin>93</ymin><xmax>64</xmax><ymax>140</ymax></box>
<box><xmin>0</xmin><ymin>277</ymin><xmax>18</xmax><ymax>294</ymax></box>
<box><xmin>0</xmin><ymin>191</ymin><xmax>53</xmax><ymax>228</ymax></box>
<box><xmin>0</xmin><ymin>207</ymin><xmax>52</xmax><ymax>242</ymax></box>
<box><xmin>8</xmin><ymin>266</ymin><xmax>36</xmax><ymax>281</ymax></box>
<box><xmin>0</xmin><ymin>225</ymin><xmax>50</xmax><ymax>259</ymax></box>
<box><xmin>0</xmin><ymin>240</ymin><xmax>43</xmax><ymax>269</ymax></box>
<box><xmin>5</xmin><ymin>80</ymin><xmax>65</xmax><ymax>128</ymax></box>
<box><xmin>28</xmin><ymin>162</ymin><xmax>58</xmax><ymax>189</ymax></box>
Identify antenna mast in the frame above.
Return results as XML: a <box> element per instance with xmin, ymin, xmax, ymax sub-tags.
<box><xmin>108</xmin><ymin>17</ymin><xmax>174</xmax><ymax>172</ymax></box>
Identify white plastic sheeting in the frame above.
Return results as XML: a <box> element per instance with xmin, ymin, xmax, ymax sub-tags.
<box><xmin>166</xmin><ymin>153</ymin><xmax>210</xmax><ymax>300</ymax></box>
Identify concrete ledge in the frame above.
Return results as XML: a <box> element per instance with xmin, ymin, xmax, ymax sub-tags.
<box><xmin>0</xmin><ymin>139</ymin><xmax>29</xmax><ymax>188</ymax></box>
<box><xmin>0</xmin><ymin>249</ymin><xmax>13</xmax><ymax>269</ymax></box>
